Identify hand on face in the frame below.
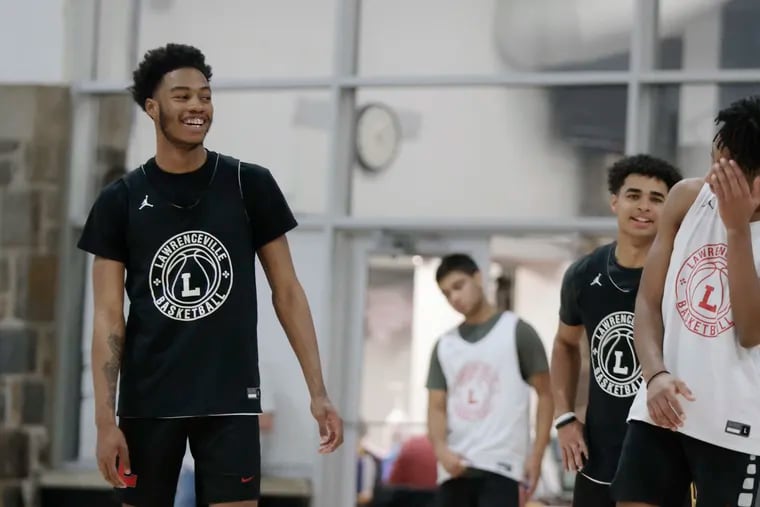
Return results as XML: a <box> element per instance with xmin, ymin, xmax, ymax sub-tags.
<box><xmin>705</xmin><ymin>158</ymin><xmax>760</xmax><ymax>231</ymax></box>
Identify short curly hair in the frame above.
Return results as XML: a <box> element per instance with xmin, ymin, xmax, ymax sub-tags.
<box><xmin>129</xmin><ymin>43</ymin><xmax>213</xmax><ymax>111</ymax></box>
<box><xmin>714</xmin><ymin>95</ymin><xmax>760</xmax><ymax>177</ymax></box>
<box><xmin>607</xmin><ymin>154</ymin><xmax>682</xmax><ymax>195</ymax></box>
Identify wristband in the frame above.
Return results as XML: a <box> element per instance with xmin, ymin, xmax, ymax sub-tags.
<box><xmin>553</xmin><ymin>412</ymin><xmax>576</xmax><ymax>430</ymax></box>
<box><xmin>646</xmin><ymin>370</ymin><xmax>670</xmax><ymax>384</ymax></box>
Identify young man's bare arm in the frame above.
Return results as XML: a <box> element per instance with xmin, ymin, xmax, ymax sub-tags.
<box><xmin>550</xmin><ymin>323</ymin><xmax>584</xmax><ymax>416</ymax></box>
<box><xmin>427</xmin><ymin>388</ymin><xmax>466</xmax><ymax>478</ymax></box>
<box><xmin>550</xmin><ymin>322</ymin><xmax>587</xmax><ymax>471</ymax></box>
<box><xmin>634</xmin><ymin>178</ymin><xmax>701</xmax><ymax>429</ymax></box>
<box><xmin>258</xmin><ymin>235</ymin><xmax>343</xmax><ymax>453</ymax></box>
<box><xmin>92</xmin><ymin>258</ymin><xmax>125</xmax><ymax>426</ymax></box>
<box><xmin>427</xmin><ymin>389</ymin><xmax>448</xmax><ymax>456</ymax></box>
<box><xmin>634</xmin><ymin>179</ymin><xmax>700</xmax><ymax>379</ymax></box>
<box><xmin>91</xmin><ymin>256</ymin><xmax>129</xmax><ymax>487</ymax></box>
<box><xmin>525</xmin><ymin>371</ymin><xmax>553</xmax><ymax>497</ymax></box>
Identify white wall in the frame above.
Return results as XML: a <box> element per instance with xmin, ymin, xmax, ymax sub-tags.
<box><xmin>136</xmin><ymin>0</ymin><xmax>335</xmax><ymax>82</ymax></box>
<box><xmin>126</xmin><ymin>91</ymin><xmax>331</xmax><ymax>215</ymax></box>
<box><xmin>121</xmin><ymin>0</ymin><xmax>734</xmax><ymax>219</ymax></box>
<box><xmin>0</xmin><ymin>0</ymin><xmax>66</xmax><ymax>83</ymax></box>
<box><xmin>513</xmin><ymin>261</ymin><xmax>571</xmax><ymax>358</ymax></box>
<box><xmin>352</xmin><ymin>86</ymin><xmax>580</xmax><ymax>219</ymax></box>
<box><xmin>353</xmin><ymin>0</ymin><xmax>583</xmax><ymax>218</ymax></box>
<box><xmin>123</xmin><ymin>0</ymin><xmax>336</xmax><ymax>214</ymax></box>
<box><xmin>123</xmin><ymin>0</ymin><xmax>583</xmax><ymax>219</ymax></box>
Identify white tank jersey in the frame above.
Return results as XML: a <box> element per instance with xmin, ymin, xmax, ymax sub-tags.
<box><xmin>436</xmin><ymin>311</ymin><xmax>530</xmax><ymax>483</ymax></box>
<box><xmin>629</xmin><ymin>183</ymin><xmax>760</xmax><ymax>455</ymax></box>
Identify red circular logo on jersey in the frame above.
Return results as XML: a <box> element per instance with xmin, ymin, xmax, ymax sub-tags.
<box><xmin>452</xmin><ymin>361</ymin><xmax>500</xmax><ymax>421</ymax></box>
<box><xmin>674</xmin><ymin>243</ymin><xmax>733</xmax><ymax>338</ymax></box>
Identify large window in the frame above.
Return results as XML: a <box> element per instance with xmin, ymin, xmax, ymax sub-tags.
<box><xmin>137</xmin><ymin>0</ymin><xmax>337</xmax><ymax>80</ymax></box>
<box><xmin>352</xmin><ymin>86</ymin><xmax>626</xmax><ymax>219</ymax></box>
<box><xmin>649</xmin><ymin>83</ymin><xmax>760</xmax><ymax>177</ymax></box>
<box><xmin>61</xmin><ymin>2</ymin><xmax>760</xmax><ymax>507</ymax></box>
<box><xmin>359</xmin><ymin>0</ymin><xmax>634</xmax><ymax>75</ymax></box>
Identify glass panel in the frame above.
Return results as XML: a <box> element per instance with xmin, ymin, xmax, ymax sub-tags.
<box><xmin>351</xmin><ymin>86</ymin><xmax>627</xmax><ymax>219</ymax></box>
<box><xmin>658</xmin><ymin>0</ymin><xmax>760</xmax><ymax>70</ymax></box>
<box><xmin>135</xmin><ymin>0</ymin><xmax>335</xmax><ymax>80</ymax></box>
<box><xmin>359</xmin><ymin>0</ymin><xmax>633</xmax><ymax>75</ymax></box>
<box><xmin>124</xmin><ymin>90</ymin><xmax>331</xmax><ymax>215</ymax></box>
<box><xmin>357</xmin><ymin>234</ymin><xmax>603</xmax><ymax>498</ymax></box>
<box><xmin>648</xmin><ymin>83</ymin><xmax>760</xmax><ymax>177</ymax></box>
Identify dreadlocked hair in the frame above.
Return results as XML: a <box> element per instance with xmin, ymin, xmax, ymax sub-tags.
<box><xmin>714</xmin><ymin>95</ymin><xmax>760</xmax><ymax>177</ymax></box>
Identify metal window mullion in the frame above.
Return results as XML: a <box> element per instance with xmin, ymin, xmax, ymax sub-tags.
<box><xmin>626</xmin><ymin>0</ymin><xmax>659</xmax><ymax>155</ymax></box>
<box><xmin>329</xmin><ymin>216</ymin><xmax>619</xmax><ymax>235</ymax></box>
<box><xmin>625</xmin><ymin>83</ymin><xmax>642</xmax><ymax>154</ymax></box>
<box><xmin>312</xmin><ymin>0</ymin><xmax>360</xmax><ymax>506</ymax></box>
<box><xmin>297</xmin><ymin>214</ymin><xmax>620</xmax><ymax>235</ymax></box>
<box><xmin>52</xmin><ymin>0</ymin><xmax>104</xmax><ymax>467</ymax></box>
<box><xmin>640</xmin><ymin>69</ymin><xmax>760</xmax><ymax>84</ymax></box>
<box><xmin>51</xmin><ymin>96</ymin><xmax>101</xmax><ymax>469</ymax></box>
<box><xmin>72</xmin><ymin>77</ymin><xmax>336</xmax><ymax>94</ymax></box>
<box><xmin>340</xmin><ymin>71</ymin><xmax>632</xmax><ymax>88</ymax></box>
<box><xmin>71</xmin><ymin>68</ymin><xmax>760</xmax><ymax>97</ymax></box>
<box><xmin>625</xmin><ymin>0</ymin><xmax>645</xmax><ymax>154</ymax></box>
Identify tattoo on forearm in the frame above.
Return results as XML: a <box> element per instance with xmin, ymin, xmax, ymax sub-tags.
<box><xmin>102</xmin><ymin>332</ymin><xmax>124</xmax><ymax>409</ymax></box>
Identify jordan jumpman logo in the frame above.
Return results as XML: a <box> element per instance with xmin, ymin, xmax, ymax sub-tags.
<box><xmin>139</xmin><ymin>195</ymin><xmax>154</xmax><ymax>210</ymax></box>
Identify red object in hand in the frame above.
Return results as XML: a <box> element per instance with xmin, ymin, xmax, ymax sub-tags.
<box><xmin>118</xmin><ymin>459</ymin><xmax>138</xmax><ymax>488</ymax></box>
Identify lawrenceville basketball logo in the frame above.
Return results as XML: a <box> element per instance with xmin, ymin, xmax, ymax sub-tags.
<box><xmin>149</xmin><ymin>231</ymin><xmax>233</xmax><ymax>322</ymax></box>
<box><xmin>452</xmin><ymin>361</ymin><xmax>500</xmax><ymax>421</ymax></box>
<box><xmin>675</xmin><ymin>243</ymin><xmax>733</xmax><ymax>338</ymax></box>
<box><xmin>591</xmin><ymin>311</ymin><xmax>642</xmax><ymax>398</ymax></box>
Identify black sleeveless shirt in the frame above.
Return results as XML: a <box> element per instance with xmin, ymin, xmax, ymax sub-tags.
<box><xmin>559</xmin><ymin>242</ymin><xmax>643</xmax><ymax>483</ymax></box>
<box><xmin>119</xmin><ymin>152</ymin><xmax>262</xmax><ymax>417</ymax></box>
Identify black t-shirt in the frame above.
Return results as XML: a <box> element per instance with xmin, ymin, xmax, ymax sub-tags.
<box><xmin>78</xmin><ymin>151</ymin><xmax>297</xmax><ymax>264</ymax></box>
<box><xmin>558</xmin><ymin>242</ymin><xmax>643</xmax><ymax>483</ymax></box>
<box><xmin>78</xmin><ymin>150</ymin><xmax>297</xmax><ymax>417</ymax></box>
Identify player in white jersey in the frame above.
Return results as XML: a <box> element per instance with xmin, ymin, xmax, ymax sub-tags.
<box><xmin>426</xmin><ymin>254</ymin><xmax>553</xmax><ymax>507</ymax></box>
<box><xmin>611</xmin><ymin>96</ymin><xmax>760</xmax><ymax>507</ymax></box>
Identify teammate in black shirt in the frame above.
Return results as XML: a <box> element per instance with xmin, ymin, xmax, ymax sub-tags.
<box><xmin>78</xmin><ymin>44</ymin><xmax>343</xmax><ymax>507</ymax></box>
<box><xmin>549</xmin><ymin>155</ymin><xmax>683</xmax><ymax>507</ymax></box>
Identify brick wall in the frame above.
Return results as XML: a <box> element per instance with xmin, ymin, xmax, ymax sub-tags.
<box><xmin>0</xmin><ymin>87</ymin><xmax>70</xmax><ymax>507</ymax></box>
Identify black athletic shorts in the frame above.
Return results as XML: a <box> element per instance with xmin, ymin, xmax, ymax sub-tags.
<box><xmin>611</xmin><ymin>420</ymin><xmax>758</xmax><ymax>507</ymax></box>
<box><xmin>114</xmin><ymin>415</ymin><xmax>260</xmax><ymax>506</ymax></box>
<box><xmin>436</xmin><ymin>469</ymin><xmax>519</xmax><ymax>507</ymax></box>
<box><xmin>572</xmin><ymin>472</ymin><xmax>614</xmax><ymax>507</ymax></box>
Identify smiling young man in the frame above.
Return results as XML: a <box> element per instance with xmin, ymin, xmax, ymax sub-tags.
<box><xmin>550</xmin><ymin>155</ymin><xmax>683</xmax><ymax>507</ymax></box>
<box><xmin>78</xmin><ymin>43</ymin><xmax>343</xmax><ymax>507</ymax></box>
